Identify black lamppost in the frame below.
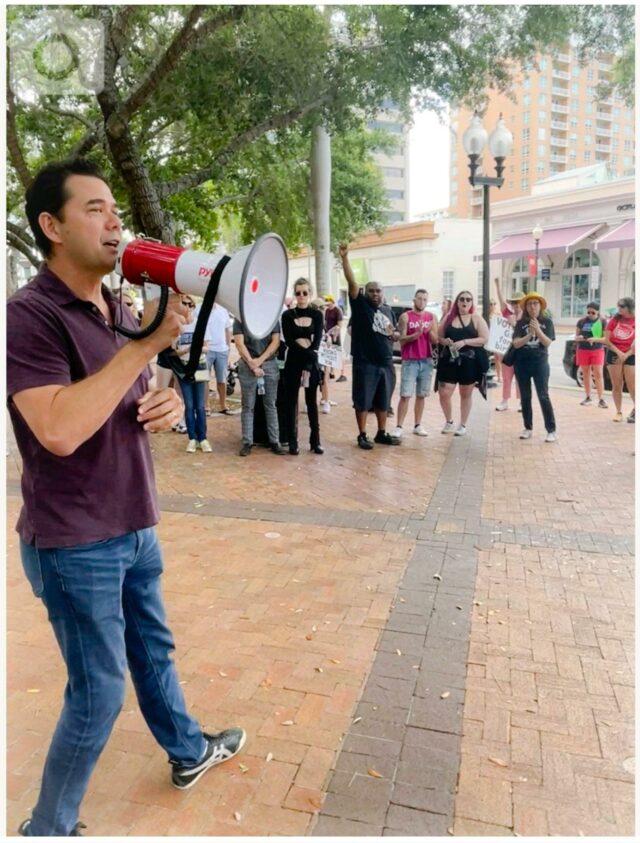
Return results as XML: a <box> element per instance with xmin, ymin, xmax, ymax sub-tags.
<box><xmin>532</xmin><ymin>223</ymin><xmax>543</xmax><ymax>290</ymax></box>
<box><xmin>463</xmin><ymin>112</ymin><xmax>513</xmax><ymax>324</ymax></box>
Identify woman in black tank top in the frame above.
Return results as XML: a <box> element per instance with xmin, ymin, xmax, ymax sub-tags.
<box><xmin>436</xmin><ymin>290</ymin><xmax>489</xmax><ymax>437</ymax></box>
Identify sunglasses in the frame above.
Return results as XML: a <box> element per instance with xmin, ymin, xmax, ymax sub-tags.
<box><xmin>586</xmin><ymin>309</ymin><xmax>598</xmax><ymax>315</ymax></box>
<box><xmin>182</xmin><ymin>301</ymin><xmax>195</xmax><ymax>309</ymax></box>
<box><xmin>295</xmin><ymin>290</ymin><xmax>309</xmax><ymax>297</ymax></box>
<box><xmin>458</xmin><ymin>297</ymin><xmax>473</xmax><ymax>303</ymax></box>
<box><xmin>617</xmin><ymin>303</ymin><xmax>627</xmax><ymax>308</ymax></box>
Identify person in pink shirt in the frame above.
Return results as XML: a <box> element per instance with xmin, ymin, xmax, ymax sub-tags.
<box><xmin>392</xmin><ymin>289</ymin><xmax>439</xmax><ymax>438</ymax></box>
<box><xmin>493</xmin><ymin>278</ymin><xmax>523</xmax><ymax>412</ymax></box>
<box><xmin>605</xmin><ymin>297</ymin><xmax>635</xmax><ymax>423</ymax></box>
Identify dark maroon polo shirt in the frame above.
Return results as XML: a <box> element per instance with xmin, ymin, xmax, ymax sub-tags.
<box><xmin>7</xmin><ymin>265</ymin><xmax>159</xmax><ymax>548</ymax></box>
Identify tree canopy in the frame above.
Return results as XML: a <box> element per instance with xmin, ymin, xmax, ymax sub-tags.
<box><xmin>7</xmin><ymin>4</ymin><xmax>635</xmax><ymax>268</ymax></box>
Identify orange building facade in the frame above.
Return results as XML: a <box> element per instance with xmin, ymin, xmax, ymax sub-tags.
<box><xmin>449</xmin><ymin>49</ymin><xmax>635</xmax><ymax>219</ymax></box>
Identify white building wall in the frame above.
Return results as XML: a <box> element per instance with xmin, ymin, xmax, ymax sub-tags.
<box><xmin>288</xmin><ymin>218</ymin><xmax>483</xmax><ymax>306</ymax></box>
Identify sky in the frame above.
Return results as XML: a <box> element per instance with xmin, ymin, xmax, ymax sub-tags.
<box><xmin>408</xmin><ymin>108</ymin><xmax>453</xmax><ymax>219</ymax></box>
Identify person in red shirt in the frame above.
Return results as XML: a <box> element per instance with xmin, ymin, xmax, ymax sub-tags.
<box><xmin>605</xmin><ymin>297</ymin><xmax>635</xmax><ymax>423</ymax></box>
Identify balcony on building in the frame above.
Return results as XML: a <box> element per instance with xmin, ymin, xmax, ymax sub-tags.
<box><xmin>596</xmin><ymin>127</ymin><xmax>613</xmax><ymax>138</ymax></box>
<box><xmin>551</xmin><ymin>119</ymin><xmax>568</xmax><ymax>131</ymax></box>
<box><xmin>552</xmin><ymin>86</ymin><xmax>569</xmax><ymax>97</ymax></box>
<box><xmin>550</xmin><ymin>135</ymin><xmax>568</xmax><ymax>147</ymax></box>
<box><xmin>552</xmin><ymin>68</ymin><xmax>570</xmax><ymax>80</ymax></box>
<box><xmin>555</xmin><ymin>52</ymin><xmax>571</xmax><ymax>63</ymax></box>
<box><xmin>595</xmin><ymin>143</ymin><xmax>611</xmax><ymax>153</ymax></box>
<box><xmin>551</xmin><ymin>102</ymin><xmax>569</xmax><ymax>114</ymax></box>
<box><xmin>550</xmin><ymin>153</ymin><xmax>568</xmax><ymax>163</ymax></box>
<box><xmin>596</xmin><ymin>110</ymin><xmax>612</xmax><ymax>121</ymax></box>
<box><xmin>470</xmin><ymin>194</ymin><xmax>483</xmax><ymax>206</ymax></box>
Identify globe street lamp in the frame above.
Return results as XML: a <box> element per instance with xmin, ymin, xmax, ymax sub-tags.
<box><xmin>532</xmin><ymin>223</ymin><xmax>543</xmax><ymax>289</ymax></box>
<box><xmin>463</xmin><ymin>112</ymin><xmax>513</xmax><ymax>324</ymax></box>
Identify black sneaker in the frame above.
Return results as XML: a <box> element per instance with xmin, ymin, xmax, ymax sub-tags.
<box><xmin>270</xmin><ymin>442</ymin><xmax>286</xmax><ymax>454</ymax></box>
<box><xmin>171</xmin><ymin>728</ymin><xmax>246</xmax><ymax>790</ymax></box>
<box><xmin>336</xmin><ymin>375</ymin><xmax>347</xmax><ymax>383</ymax></box>
<box><xmin>357</xmin><ymin>433</ymin><xmax>374</xmax><ymax>450</ymax></box>
<box><xmin>374</xmin><ymin>431</ymin><xmax>401</xmax><ymax>445</ymax></box>
<box><xmin>19</xmin><ymin>819</ymin><xmax>86</xmax><ymax>836</ymax></box>
<box><xmin>239</xmin><ymin>443</ymin><xmax>252</xmax><ymax>457</ymax></box>
<box><xmin>627</xmin><ymin>409</ymin><xmax>635</xmax><ymax>423</ymax></box>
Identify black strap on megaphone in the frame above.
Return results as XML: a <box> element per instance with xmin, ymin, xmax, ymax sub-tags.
<box><xmin>156</xmin><ymin>255</ymin><xmax>231</xmax><ymax>384</ymax></box>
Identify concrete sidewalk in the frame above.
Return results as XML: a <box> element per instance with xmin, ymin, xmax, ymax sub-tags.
<box><xmin>6</xmin><ymin>375</ymin><xmax>635</xmax><ymax>836</ymax></box>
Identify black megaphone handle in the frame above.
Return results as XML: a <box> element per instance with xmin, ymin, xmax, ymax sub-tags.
<box><xmin>113</xmin><ymin>284</ymin><xmax>170</xmax><ymax>340</ymax></box>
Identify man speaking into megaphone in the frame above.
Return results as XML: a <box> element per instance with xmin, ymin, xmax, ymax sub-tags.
<box><xmin>7</xmin><ymin>159</ymin><xmax>248</xmax><ymax>837</ymax></box>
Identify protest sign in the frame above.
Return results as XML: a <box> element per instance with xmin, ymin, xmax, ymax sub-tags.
<box><xmin>487</xmin><ymin>315</ymin><xmax>513</xmax><ymax>354</ymax></box>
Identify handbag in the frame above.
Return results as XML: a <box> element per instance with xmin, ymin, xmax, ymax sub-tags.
<box><xmin>501</xmin><ymin>344</ymin><xmax>517</xmax><ymax>367</ymax></box>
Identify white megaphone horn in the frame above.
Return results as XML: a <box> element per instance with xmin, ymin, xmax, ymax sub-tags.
<box><xmin>114</xmin><ymin>233</ymin><xmax>288</xmax><ymax>339</ymax></box>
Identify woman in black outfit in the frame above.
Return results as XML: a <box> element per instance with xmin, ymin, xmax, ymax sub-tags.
<box><xmin>436</xmin><ymin>290</ymin><xmax>489</xmax><ymax>437</ymax></box>
<box><xmin>511</xmin><ymin>292</ymin><xmax>557</xmax><ymax>443</ymax></box>
<box><xmin>281</xmin><ymin>278</ymin><xmax>325</xmax><ymax>455</ymax></box>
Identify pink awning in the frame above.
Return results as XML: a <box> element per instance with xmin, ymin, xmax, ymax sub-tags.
<box><xmin>593</xmin><ymin>219</ymin><xmax>635</xmax><ymax>251</ymax></box>
<box><xmin>488</xmin><ymin>223</ymin><xmax>604</xmax><ymax>260</ymax></box>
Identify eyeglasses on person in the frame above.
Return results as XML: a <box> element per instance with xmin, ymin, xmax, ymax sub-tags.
<box><xmin>458</xmin><ymin>296</ymin><xmax>473</xmax><ymax>303</ymax></box>
<box><xmin>295</xmin><ymin>290</ymin><xmax>309</xmax><ymax>297</ymax></box>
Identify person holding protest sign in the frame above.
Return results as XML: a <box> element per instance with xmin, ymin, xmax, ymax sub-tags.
<box><xmin>281</xmin><ymin>278</ymin><xmax>325</xmax><ymax>454</ymax></box>
<box><xmin>493</xmin><ymin>278</ymin><xmax>523</xmax><ymax>412</ymax></box>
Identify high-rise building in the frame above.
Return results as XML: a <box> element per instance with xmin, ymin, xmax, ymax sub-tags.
<box><xmin>369</xmin><ymin>101</ymin><xmax>411</xmax><ymax>225</ymax></box>
<box><xmin>449</xmin><ymin>48</ymin><xmax>635</xmax><ymax>219</ymax></box>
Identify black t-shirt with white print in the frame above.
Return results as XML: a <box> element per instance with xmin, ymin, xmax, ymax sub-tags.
<box><xmin>512</xmin><ymin>316</ymin><xmax>555</xmax><ymax>358</ymax></box>
<box><xmin>349</xmin><ymin>290</ymin><xmax>394</xmax><ymax>365</ymax></box>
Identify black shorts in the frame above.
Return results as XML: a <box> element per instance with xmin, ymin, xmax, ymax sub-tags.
<box><xmin>436</xmin><ymin>355</ymin><xmax>478</xmax><ymax>386</ymax></box>
<box><xmin>607</xmin><ymin>350</ymin><xmax>635</xmax><ymax>366</ymax></box>
<box><xmin>352</xmin><ymin>362</ymin><xmax>394</xmax><ymax>412</ymax></box>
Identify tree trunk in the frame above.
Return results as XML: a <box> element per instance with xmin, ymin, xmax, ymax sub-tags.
<box><xmin>310</xmin><ymin>124</ymin><xmax>332</xmax><ymax>296</ymax></box>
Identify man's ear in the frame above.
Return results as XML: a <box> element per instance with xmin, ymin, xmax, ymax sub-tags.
<box><xmin>38</xmin><ymin>212</ymin><xmax>64</xmax><ymax>248</ymax></box>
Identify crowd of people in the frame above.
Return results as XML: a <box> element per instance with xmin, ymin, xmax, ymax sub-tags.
<box><xmin>162</xmin><ymin>245</ymin><xmax>635</xmax><ymax>454</ymax></box>
<box><xmin>6</xmin><ymin>157</ymin><xmax>635</xmax><ymax>838</ymax></box>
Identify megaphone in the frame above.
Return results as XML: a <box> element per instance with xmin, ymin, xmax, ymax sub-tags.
<box><xmin>114</xmin><ymin>233</ymin><xmax>288</xmax><ymax>339</ymax></box>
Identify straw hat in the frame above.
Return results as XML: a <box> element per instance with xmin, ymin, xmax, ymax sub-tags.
<box><xmin>519</xmin><ymin>292</ymin><xmax>547</xmax><ymax>311</ymax></box>
<box><xmin>507</xmin><ymin>290</ymin><xmax>525</xmax><ymax>303</ymax></box>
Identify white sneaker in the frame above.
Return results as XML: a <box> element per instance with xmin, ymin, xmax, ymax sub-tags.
<box><xmin>186</xmin><ymin>439</ymin><xmax>197</xmax><ymax>453</ymax></box>
<box><xmin>519</xmin><ymin>429</ymin><xmax>532</xmax><ymax>440</ymax></box>
<box><xmin>441</xmin><ymin>420</ymin><xmax>455</xmax><ymax>434</ymax></box>
<box><xmin>413</xmin><ymin>425</ymin><xmax>428</xmax><ymax>437</ymax></box>
<box><xmin>320</xmin><ymin>400</ymin><xmax>331</xmax><ymax>414</ymax></box>
<box><xmin>545</xmin><ymin>431</ymin><xmax>558</xmax><ymax>443</ymax></box>
<box><xmin>454</xmin><ymin>425</ymin><xmax>467</xmax><ymax>436</ymax></box>
<box><xmin>391</xmin><ymin>425</ymin><xmax>403</xmax><ymax>438</ymax></box>
<box><xmin>198</xmin><ymin>439</ymin><xmax>212</xmax><ymax>453</ymax></box>
<box><xmin>495</xmin><ymin>400</ymin><xmax>508</xmax><ymax>412</ymax></box>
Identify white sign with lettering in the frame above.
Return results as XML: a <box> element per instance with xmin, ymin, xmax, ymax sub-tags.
<box><xmin>318</xmin><ymin>343</ymin><xmax>343</xmax><ymax>369</ymax></box>
<box><xmin>487</xmin><ymin>315</ymin><xmax>514</xmax><ymax>355</ymax></box>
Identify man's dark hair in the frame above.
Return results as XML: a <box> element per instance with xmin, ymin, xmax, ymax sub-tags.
<box><xmin>415</xmin><ymin>288</ymin><xmax>427</xmax><ymax>296</ymax></box>
<box><xmin>25</xmin><ymin>158</ymin><xmax>108</xmax><ymax>258</ymax></box>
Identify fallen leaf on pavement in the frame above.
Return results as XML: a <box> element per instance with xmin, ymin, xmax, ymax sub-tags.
<box><xmin>281</xmin><ymin>720</ymin><xmax>295</xmax><ymax>726</ymax></box>
<box><xmin>440</xmin><ymin>691</ymin><xmax>450</xmax><ymax>699</ymax></box>
<box><xmin>266</xmin><ymin>752</ymin><xmax>273</xmax><ymax>762</ymax></box>
<box><xmin>234</xmin><ymin>812</ymin><xmax>242</xmax><ymax>822</ymax></box>
<box><xmin>367</xmin><ymin>768</ymin><xmax>383</xmax><ymax>778</ymax></box>
<box><xmin>488</xmin><ymin>757</ymin><xmax>509</xmax><ymax>767</ymax></box>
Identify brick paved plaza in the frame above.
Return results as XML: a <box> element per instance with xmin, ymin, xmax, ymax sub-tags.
<box><xmin>6</xmin><ymin>375</ymin><xmax>635</xmax><ymax>836</ymax></box>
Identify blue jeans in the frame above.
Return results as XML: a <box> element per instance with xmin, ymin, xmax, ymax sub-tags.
<box><xmin>20</xmin><ymin>529</ymin><xmax>206</xmax><ymax>836</ymax></box>
<box><xmin>179</xmin><ymin>379</ymin><xmax>207</xmax><ymax>441</ymax></box>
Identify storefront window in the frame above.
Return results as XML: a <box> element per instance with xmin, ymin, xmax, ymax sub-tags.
<box><xmin>562</xmin><ymin>249</ymin><xmax>601</xmax><ymax>317</ymax></box>
<box><xmin>511</xmin><ymin>255</ymin><xmax>547</xmax><ymax>296</ymax></box>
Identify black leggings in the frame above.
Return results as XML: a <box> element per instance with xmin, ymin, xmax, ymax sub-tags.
<box><xmin>283</xmin><ymin>361</ymin><xmax>321</xmax><ymax>449</ymax></box>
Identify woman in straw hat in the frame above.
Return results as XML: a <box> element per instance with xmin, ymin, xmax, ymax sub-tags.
<box><xmin>510</xmin><ymin>292</ymin><xmax>557</xmax><ymax>442</ymax></box>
